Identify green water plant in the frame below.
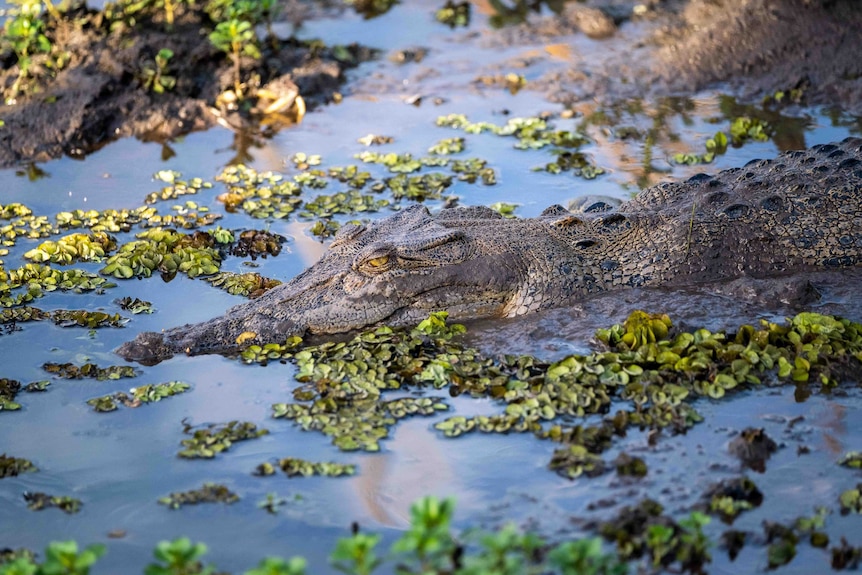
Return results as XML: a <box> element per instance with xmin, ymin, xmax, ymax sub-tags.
<box><xmin>0</xmin><ymin>454</ymin><xmax>37</xmax><ymax>478</ymax></box>
<box><xmin>178</xmin><ymin>420</ymin><xmax>268</xmax><ymax>458</ymax></box>
<box><xmin>158</xmin><ymin>483</ymin><xmax>239</xmax><ymax>509</ymax></box>
<box><xmin>206</xmin><ymin>272</ymin><xmax>281</xmax><ymax>298</ymax></box>
<box><xmin>23</xmin><ymin>492</ymin><xmax>82</xmax><ymax>514</ymax></box>
<box><xmin>42</xmin><ymin>362</ymin><xmax>137</xmax><ymax>380</ymax></box>
<box><xmin>254</xmin><ymin>458</ymin><xmax>355</xmax><ymax>478</ymax></box>
<box><xmin>435</xmin><ymin>0</ymin><xmax>470</xmax><ymax>28</ymax></box>
<box><xmin>87</xmin><ymin>381</ymin><xmax>190</xmax><ymax>412</ymax></box>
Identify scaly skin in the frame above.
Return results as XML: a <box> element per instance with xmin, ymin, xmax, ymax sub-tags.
<box><xmin>118</xmin><ymin>138</ymin><xmax>862</xmax><ymax>363</ymax></box>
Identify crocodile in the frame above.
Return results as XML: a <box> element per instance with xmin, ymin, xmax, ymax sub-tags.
<box><xmin>118</xmin><ymin>137</ymin><xmax>862</xmax><ymax>363</ymax></box>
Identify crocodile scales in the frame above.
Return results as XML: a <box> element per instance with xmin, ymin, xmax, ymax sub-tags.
<box><xmin>118</xmin><ymin>138</ymin><xmax>862</xmax><ymax>362</ymax></box>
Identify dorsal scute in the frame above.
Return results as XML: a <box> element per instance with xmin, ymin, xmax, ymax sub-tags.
<box><xmin>540</xmin><ymin>204</ymin><xmax>569</xmax><ymax>217</ymax></box>
<box><xmin>436</xmin><ymin>205</ymin><xmax>504</xmax><ymax>221</ymax></box>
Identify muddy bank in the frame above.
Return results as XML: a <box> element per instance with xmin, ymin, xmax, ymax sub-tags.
<box><xmin>1</xmin><ymin>0</ymin><xmax>860</xmax><ymax>168</ymax></box>
<box><xmin>0</xmin><ymin>2</ymin><xmax>370</xmax><ymax>167</ymax></box>
<box><xmin>478</xmin><ymin>0</ymin><xmax>862</xmax><ymax>113</ymax></box>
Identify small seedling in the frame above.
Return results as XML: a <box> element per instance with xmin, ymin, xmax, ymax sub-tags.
<box><xmin>209</xmin><ymin>18</ymin><xmax>261</xmax><ymax>99</ymax></box>
<box><xmin>141</xmin><ymin>48</ymin><xmax>177</xmax><ymax>93</ymax></box>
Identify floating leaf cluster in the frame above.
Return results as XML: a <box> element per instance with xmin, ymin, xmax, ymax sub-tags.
<box><xmin>23</xmin><ymin>232</ymin><xmax>117</xmax><ymax>265</ymax></box>
<box><xmin>101</xmin><ymin>228</ymin><xmax>221</xmax><ymax>279</ymax></box>
<box><xmin>1</xmin><ymin>263</ymin><xmax>114</xmax><ymax>307</ymax></box>
<box><xmin>249</xmin><ymin>310</ymin><xmax>862</xmax><ymax>479</ymax></box>
<box><xmin>674</xmin><ymin>116</ymin><xmax>773</xmax><ymax>165</ymax></box>
<box><xmin>87</xmin><ymin>381</ymin><xmax>190</xmax><ymax>412</ymax></box>
<box><xmin>704</xmin><ymin>477</ymin><xmax>763</xmax><ymax>523</ymax></box>
<box><xmin>23</xmin><ymin>492</ymin><xmax>81</xmax><ymax>514</ymax></box>
<box><xmin>539</xmin><ymin>150</ymin><xmax>605</xmax><ymax>179</ymax></box>
<box><xmin>216</xmin><ymin>164</ymin><xmax>303</xmax><ymax>220</ymax></box>
<box><xmin>206</xmin><ymin>271</ymin><xmax>282</xmax><ymax>298</ymax></box>
<box><xmin>0</xmin><ymin>454</ymin><xmax>37</xmax><ymax>478</ymax></box>
<box><xmin>840</xmin><ymin>484</ymin><xmax>862</xmax><ymax>515</ymax></box>
<box><xmin>435</xmin><ymin>113</ymin><xmax>600</xmax><ymax>179</ymax></box>
<box><xmin>428</xmin><ymin>137</ymin><xmax>465</xmax><ymax>155</ymax></box>
<box><xmin>158</xmin><ymin>483</ymin><xmax>239</xmax><ymax>509</ymax></box>
<box><xmin>0</xmin><ymin>305</ymin><xmax>126</xmax><ymax>328</ymax></box>
<box><xmin>0</xmin><ymin>378</ymin><xmax>49</xmax><ymax>411</ymax></box>
<box><xmin>436</xmin><ymin>0</ymin><xmax>470</xmax><ymax>27</ymax></box>
<box><xmin>254</xmin><ymin>457</ymin><xmax>356</xmax><ymax>478</ymax></box>
<box><xmin>228</xmin><ymin>229</ymin><xmax>286</xmax><ymax>259</ymax></box>
<box><xmin>115</xmin><ymin>296</ymin><xmax>153</xmax><ymax>314</ymax></box>
<box><xmin>42</xmin><ymin>362</ymin><xmax>138</xmax><ymax>380</ymax></box>
<box><xmin>50</xmin><ymin>309</ymin><xmax>128</xmax><ymax>328</ymax></box>
<box><xmin>597</xmin><ymin>499</ymin><xmax>711</xmax><ymax>572</ymax></box>
<box><xmin>299</xmin><ymin>190</ymin><xmax>390</xmax><ymax>219</ymax></box>
<box><xmin>145</xmin><ymin>171</ymin><xmax>213</xmax><ymax>204</ymax></box>
<box><xmin>178</xmin><ymin>420</ymin><xmax>269</xmax><ymax>458</ymax></box>
<box><xmin>839</xmin><ymin>452</ymin><xmax>862</xmax><ymax>469</ymax></box>
<box><xmin>378</xmin><ymin>173</ymin><xmax>454</xmax><ymax>201</ymax></box>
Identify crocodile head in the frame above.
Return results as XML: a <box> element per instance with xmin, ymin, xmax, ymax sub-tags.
<box><xmin>117</xmin><ymin>205</ymin><xmax>522</xmax><ymax>363</ymax></box>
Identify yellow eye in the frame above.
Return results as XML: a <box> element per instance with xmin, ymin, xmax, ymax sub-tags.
<box><xmin>367</xmin><ymin>255</ymin><xmax>390</xmax><ymax>268</ymax></box>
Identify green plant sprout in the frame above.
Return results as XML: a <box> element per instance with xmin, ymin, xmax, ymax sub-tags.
<box><xmin>2</xmin><ymin>0</ymin><xmax>52</xmax><ymax>101</ymax></box>
<box><xmin>141</xmin><ymin>48</ymin><xmax>177</xmax><ymax>93</ymax></box>
<box><xmin>208</xmin><ymin>18</ymin><xmax>260</xmax><ymax>99</ymax></box>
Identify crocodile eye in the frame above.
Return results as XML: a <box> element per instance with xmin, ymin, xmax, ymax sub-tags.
<box><xmin>367</xmin><ymin>255</ymin><xmax>390</xmax><ymax>268</ymax></box>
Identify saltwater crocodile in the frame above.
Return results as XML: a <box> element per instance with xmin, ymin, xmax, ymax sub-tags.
<box><xmin>118</xmin><ymin>138</ymin><xmax>862</xmax><ymax>363</ymax></box>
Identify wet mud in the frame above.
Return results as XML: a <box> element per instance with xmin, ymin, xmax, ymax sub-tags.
<box><xmin>0</xmin><ymin>2</ymin><xmax>369</xmax><ymax>167</ymax></box>
<box><xmin>2</xmin><ymin>0</ymin><xmax>861</xmax><ymax>167</ymax></box>
<box><xmin>480</xmin><ymin>0</ymin><xmax>862</xmax><ymax>112</ymax></box>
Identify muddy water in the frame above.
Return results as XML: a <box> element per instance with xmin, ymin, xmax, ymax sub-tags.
<box><xmin>1</xmin><ymin>2</ymin><xmax>862</xmax><ymax>573</ymax></box>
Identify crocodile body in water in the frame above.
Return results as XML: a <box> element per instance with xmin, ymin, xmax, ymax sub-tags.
<box><xmin>118</xmin><ymin>138</ymin><xmax>862</xmax><ymax>363</ymax></box>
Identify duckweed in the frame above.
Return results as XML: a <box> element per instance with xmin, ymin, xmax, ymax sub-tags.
<box><xmin>23</xmin><ymin>492</ymin><xmax>81</xmax><ymax>514</ymax></box>
<box><xmin>254</xmin><ymin>457</ymin><xmax>356</xmax><ymax>478</ymax></box>
<box><xmin>158</xmin><ymin>483</ymin><xmax>239</xmax><ymax>509</ymax></box>
<box><xmin>178</xmin><ymin>420</ymin><xmax>269</xmax><ymax>459</ymax></box>
<box><xmin>0</xmin><ymin>454</ymin><xmax>37</xmax><ymax>478</ymax></box>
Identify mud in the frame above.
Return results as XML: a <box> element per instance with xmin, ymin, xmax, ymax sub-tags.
<box><xmin>0</xmin><ymin>3</ymin><xmax>368</xmax><ymax>167</ymax></box>
<box><xmin>477</xmin><ymin>0</ymin><xmax>862</xmax><ymax>113</ymax></box>
<box><xmin>2</xmin><ymin>0</ymin><xmax>861</xmax><ymax>166</ymax></box>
